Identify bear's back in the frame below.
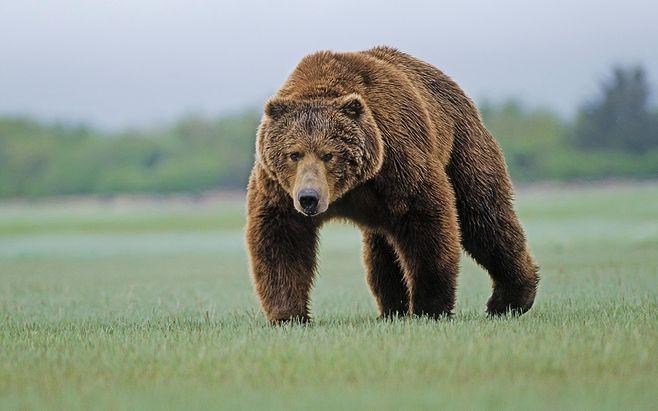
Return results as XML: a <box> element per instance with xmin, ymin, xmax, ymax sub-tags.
<box><xmin>363</xmin><ymin>46</ymin><xmax>475</xmax><ymax>116</ymax></box>
<box><xmin>361</xmin><ymin>46</ymin><xmax>471</xmax><ymax>165</ymax></box>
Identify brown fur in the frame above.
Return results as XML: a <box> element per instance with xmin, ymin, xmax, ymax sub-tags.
<box><xmin>246</xmin><ymin>46</ymin><xmax>539</xmax><ymax>324</ymax></box>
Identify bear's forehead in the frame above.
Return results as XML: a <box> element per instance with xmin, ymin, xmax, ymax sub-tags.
<box><xmin>276</xmin><ymin>122</ymin><xmax>353</xmax><ymax>151</ymax></box>
<box><xmin>283</xmin><ymin>107</ymin><xmax>350</xmax><ymax>136</ymax></box>
<box><xmin>293</xmin><ymin>108</ymin><xmax>332</xmax><ymax>132</ymax></box>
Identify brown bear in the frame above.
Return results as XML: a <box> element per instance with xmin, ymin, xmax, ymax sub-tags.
<box><xmin>246</xmin><ymin>46</ymin><xmax>539</xmax><ymax>324</ymax></box>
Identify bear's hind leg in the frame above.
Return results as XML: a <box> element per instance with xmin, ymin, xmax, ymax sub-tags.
<box><xmin>363</xmin><ymin>231</ymin><xmax>409</xmax><ymax>318</ymax></box>
<box><xmin>447</xmin><ymin>128</ymin><xmax>539</xmax><ymax>316</ymax></box>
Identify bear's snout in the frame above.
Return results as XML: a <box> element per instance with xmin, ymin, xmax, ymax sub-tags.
<box><xmin>298</xmin><ymin>188</ymin><xmax>320</xmax><ymax>215</ymax></box>
<box><xmin>292</xmin><ymin>158</ymin><xmax>330</xmax><ymax>216</ymax></box>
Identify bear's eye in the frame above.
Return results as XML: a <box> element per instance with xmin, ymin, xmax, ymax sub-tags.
<box><xmin>321</xmin><ymin>153</ymin><xmax>333</xmax><ymax>162</ymax></box>
<box><xmin>289</xmin><ymin>152</ymin><xmax>301</xmax><ymax>162</ymax></box>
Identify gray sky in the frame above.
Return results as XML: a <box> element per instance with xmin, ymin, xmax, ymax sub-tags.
<box><xmin>1</xmin><ymin>0</ymin><xmax>656</xmax><ymax>129</ymax></box>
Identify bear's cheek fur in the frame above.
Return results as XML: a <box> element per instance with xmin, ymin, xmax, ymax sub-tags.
<box><xmin>359</xmin><ymin>121</ymin><xmax>385</xmax><ymax>181</ymax></box>
<box><xmin>257</xmin><ymin>129</ymin><xmax>297</xmax><ymax>192</ymax></box>
<box><xmin>320</xmin><ymin>154</ymin><xmax>362</xmax><ymax>203</ymax></box>
<box><xmin>343</xmin><ymin>135</ymin><xmax>381</xmax><ymax>186</ymax></box>
<box><xmin>267</xmin><ymin>155</ymin><xmax>296</xmax><ymax>193</ymax></box>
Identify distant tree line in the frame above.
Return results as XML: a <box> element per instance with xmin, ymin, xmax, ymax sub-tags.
<box><xmin>0</xmin><ymin>65</ymin><xmax>656</xmax><ymax>198</ymax></box>
<box><xmin>0</xmin><ymin>113</ymin><xmax>259</xmax><ymax>198</ymax></box>
<box><xmin>481</xmin><ymin>65</ymin><xmax>658</xmax><ymax>182</ymax></box>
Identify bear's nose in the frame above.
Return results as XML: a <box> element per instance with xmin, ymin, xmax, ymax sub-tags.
<box><xmin>298</xmin><ymin>189</ymin><xmax>319</xmax><ymax>215</ymax></box>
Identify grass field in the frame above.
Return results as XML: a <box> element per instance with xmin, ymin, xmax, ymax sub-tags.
<box><xmin>1</xmin><ymin>184</ymin><xmax>657</xmax><ymax>410</ymax></box>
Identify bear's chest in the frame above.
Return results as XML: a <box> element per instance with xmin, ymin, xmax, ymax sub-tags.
<box><xmin>328</xmin><ymin>182</ymin><xmax>408</xmax><ymax>229</ymax></box>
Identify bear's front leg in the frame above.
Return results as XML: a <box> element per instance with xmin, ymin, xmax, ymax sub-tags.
<box><xmin>389</xmin><ymin>177</ymin><xmax>461</xmax><ymax>318</ymax></box>
<box><xmin>246</xmin><ymin>188</ymin><xmax>319</xmax><ymax>324</ymax></box>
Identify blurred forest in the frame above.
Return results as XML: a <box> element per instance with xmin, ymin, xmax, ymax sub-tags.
<box><xmin>1</xmin><ymin>65</ymin><xmax>657</xmax><ymax>198</ymax></box>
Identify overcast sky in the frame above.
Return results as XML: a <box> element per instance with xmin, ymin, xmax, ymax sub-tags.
<box><xmin>1</xmin><ymin>0</ymin><xmax>656</xmax><ymax>129</ymax></box>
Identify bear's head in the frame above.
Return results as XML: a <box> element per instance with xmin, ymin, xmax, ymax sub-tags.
<box><xmin>256</xmin><ymin>93</ymin><xmax>384</xmax><ymax>216</ymax></box>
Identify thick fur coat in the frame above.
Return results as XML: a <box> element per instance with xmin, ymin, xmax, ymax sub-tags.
<box><xmin>246</xmin><ymin>46</ymin><xmax>539</xmax><ymax>323</ymax></box>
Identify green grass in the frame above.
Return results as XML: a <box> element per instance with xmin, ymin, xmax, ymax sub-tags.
<box><xmin>1</xmin><ymin>184</ymin><xmax>657</xmax><ymax>410</ymax></box>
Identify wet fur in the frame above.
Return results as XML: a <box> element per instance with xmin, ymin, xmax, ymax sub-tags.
<box><xmin>246</xmin><ymin>46</ymin><xmax>539</xmax><ymax>323</ymax></box>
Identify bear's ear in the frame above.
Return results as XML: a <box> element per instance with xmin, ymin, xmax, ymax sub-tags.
<box><xmin>338</xmin><ymin>94</ymin><xmax>365</xmax><ymax>120</ymax></box>
<box><xmin>264</xmin><ymin>97</ymin><xmax>293</xmax><ymax>120</ymax></box>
